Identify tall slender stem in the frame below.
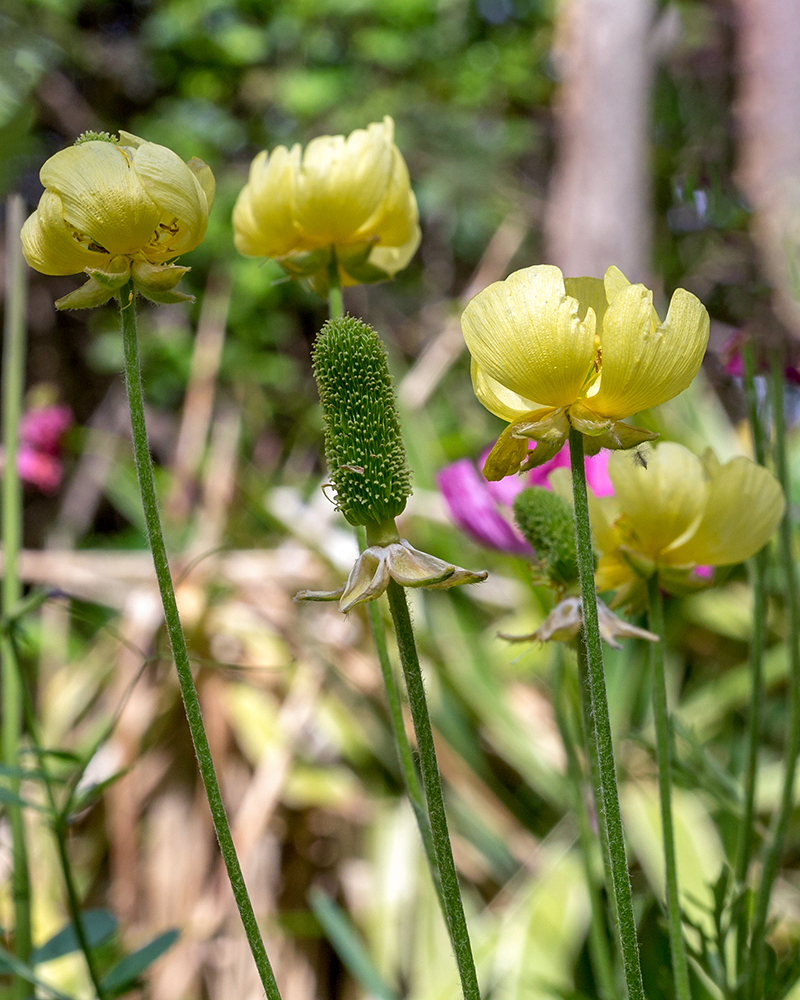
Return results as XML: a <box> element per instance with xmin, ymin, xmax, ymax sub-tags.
<box><xmin>647</xmin><ymin>576</ymin><xmax>692</xmax><ymax>1000</ymax></box>
<box><xmin>385</xmin><ymin>580</ymin><xmax>480</xmax><ymax>1000</ymax></box>
<box><xmin>2</xmin><ymin>194</ymin><xmax>33</xmax><ymax>994</ymax></box>
<box><xmin>327</xmin><ymin>254</ymin><xmax>343</xmax><ymax>319</ymax></box>
<box><xmin>568</xmin><ymin>428</ymin><xmax>644</xmax><ymax>1000</ymax></box>
<box><xmin>747</xmin><ymin>351</ymin><xmax>800</xmax><ymax>1000</ymax></box>
<box><xmin>118</xmin><ymin>282</ymin><xmax>282</xmax><ymax>1000</ymax></box>
<box><xmin>734</xmin><ymin>342</ymin><xmax>769</xmax><ymax>970</ymax></box>
<box><xmin>553</xmin><ymin>653</ymin><xmax>617</xmax><ymax>1000</ymax></box>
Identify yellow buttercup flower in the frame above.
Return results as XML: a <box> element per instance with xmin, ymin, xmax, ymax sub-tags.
<box><xmin>22</xmin><ymin>131</ymin><xmax>215</xmax><ymax>309</ymax></box>
<box><xmin>232</xmin><ymin>116</ymin><xmax>420</xmax><ymax>292</ymax></box>
<box><xmin>461</xmin><ymin>264</ymin><xmax>710</xmax><ymax>479</ymax></box>
<box><xmin>594</xmin><ymin>442</ymin><xmax>785</xmax><ymax>607</ymax></box>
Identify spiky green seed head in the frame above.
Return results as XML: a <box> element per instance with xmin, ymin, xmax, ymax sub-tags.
<box><xmin>312</xmin><ymin>316</ymin><xmax>412</xmax><ymax>527</ymax></box>
<box><xmin>513</xmin><ymin>487</ymin><xmax>579</xmax><ymax>588</ymax></box>
<box><xmin>74</xmin><ymin>131</ymin><xmax>119</xmax><ymax>145</ymax></box>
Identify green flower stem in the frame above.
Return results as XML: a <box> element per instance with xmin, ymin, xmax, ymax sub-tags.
<box><xmin>2</xmin><ymin>193</ymin><xmax>33</xmax><ymax>995</ymax></box>
<box><xmin>552</xmin><ymin>653</ymin><xmax>617</xmax><ymax>1000</ymax></box>
<box><xmin>735</xmin><ymin>342</ymin><xmax>769</xmax><ymax>967</ymax></box>
<box><xmin>647</xmin><ymin>575</ymin><xmax>692</xmax><ymax>1000</ymax></box>
<box><xmin>384</xmin><ymin>579</ymin><xmax>481</xmax><ymax>1000</ymax></box>
<box><xmin>118</xmin><ymin>283</ymin><xmax>282</xmax><ymax>1000</ymax></box>
<box><xmin>746</xmin><ymin>351</ymin><xmax>800</xmax><ymax>1000</ymax></box>
<box><xmin>355</xmin><ymin>533</ymin><xmax>446</xmax><ymax>917</ymax></box>
<box><xmin>328</xmin><ymin>254</ymin><xmax>343</xmax><ymax>319</ymax></box>
<box><xmin>568</xmin><ymin>427</ymin><xmax>644</xmax><ymax>1000</ymax></box>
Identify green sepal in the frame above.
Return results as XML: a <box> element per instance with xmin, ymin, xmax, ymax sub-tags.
<box><xmin>85</xmin><ymin>256</ymin><xmax>131</xmax><ymax>290</ymax></box>
<box><xmin>132</xmin><ymin>260</ymin><xmax>190</xmax><ymax>292</ymax></box>
<box><xmin>55</xmin><ymin>276</ymin><xmax>115</xmax><ymax>310</ymax></box>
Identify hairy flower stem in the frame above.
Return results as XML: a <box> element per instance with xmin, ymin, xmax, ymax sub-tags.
<box><xmin>119</xmin><ymin>282</ymin><xmax>282</xmax><ymax>1000</ymax></box>
<box><xmin>2</xmin><ymin>194</ymin><xmax>33</xmax><ymax>997</ymax></box>
<box><xmin>733</xmin><ymin>342</ymin><xmax>768</xmax><ymax>966</ymax></box>
<box><xmin>568</xmin><ymin>428</ymin><xmax>644</xmax><ymax>1000</ymax></box>
<box><xmin>746</xmin><ymin>352</ymin><xmax>800</xmax><ymax>1000</ymax></box>
<box><xmin>384</xmin><ymin>579</ymin><xmax>481</xmax><ymax>1000</ymax></box>
<box><xmin>328</xmin><ymin>254</ymin><xmax>343</xmax><ymax>319</ymax></box>
<box><xmin>647</xmin><ymin>576</ymin><xmax>692</xmax><ymax>1000</ymax></box>
<box><xmin>553</xmin><ymin>654</ymin><xmax>617</xmax><ymax>1000</ymax></box>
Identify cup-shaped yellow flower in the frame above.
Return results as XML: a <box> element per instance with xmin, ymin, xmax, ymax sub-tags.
<box><xmin>232</xmin><ymin>116</ymin><xmax>420</xmax><ymax>292</ymax></box>
<box><xmin>594</xmin><ymin>442</ymin><xmax>785</xmax><ymax>607</ymax></box>
<box><xmin>22</xmin><ymin>131</ymin><xmax>215</xmax><ymax>309</ymax></box>
<box><xmin>462</xmin><ymin>264</ymin><xmax>710</xmax><ymax>480</ymax></box>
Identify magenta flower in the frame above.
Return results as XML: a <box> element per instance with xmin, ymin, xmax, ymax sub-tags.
<box><xmin>438</xmin><ymin>444</ymin><xmax>612</xmax><ymax>555</ymax></box>
<box><xmin>13</xmin><ymin>403</ymin><xmax>72</xmax><ymax>493</ymax></box>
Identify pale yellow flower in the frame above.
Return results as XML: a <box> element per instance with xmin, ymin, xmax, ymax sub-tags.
<box><xmin>232</xmin><ymin>116</ymin><xmax>420</xmax><ymax>291</ymax></box>
<box><xmin>594</xmin><ymin>442</ymin><xmax>785</xmax><ymax>607</ymax></box>
<box><xmin>462</xmin><ymin>264</ymin><xmax>710</xmax><ymax>479</ymax></box>
<box><xmin>22</xmin><ymin>131</ymin><xmax>215</xmax><ymax>309</ymax></box>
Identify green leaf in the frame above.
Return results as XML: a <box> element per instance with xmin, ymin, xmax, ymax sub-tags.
<box><xmin>0</xmin><ymin>785</ymin><xmax>49</xmax><ymax>813</ymax></box>
<box><xmin>0</xmin><ymin>941</ymin><xmax>76</xmax><ymax>1000</ymax></box>
<box><xmin>100</xmin><ymin>929</ymin><xmax>179</xmax><ymax>994</ymax></box>
<box><xmin>308</xmin><ymin>888</ymin><xmax>398</xmax><ymax>1000</ymax></box>
<box><xmin>31</xmin><ymin>909</ymin><xmax>117</xmax><ymax>964</ymax></box>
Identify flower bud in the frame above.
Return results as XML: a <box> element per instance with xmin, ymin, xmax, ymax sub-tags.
<box><xmin>312</xmin><ymin>316</ymin><xmax>412</xmax><ymax>527</ymax></box>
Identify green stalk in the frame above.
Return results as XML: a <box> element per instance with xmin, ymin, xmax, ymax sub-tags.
<box><xmin>552</xmin><ymin>652</ymin><xmax>617</xmax><ymax>1000</ymax></box>
<box><xmin>746</xmin><ymin>351</ymin><xmax>800</xmax><ymax>1000</ymax></box>
<box><xmin>647</xmin><ymin>575</ymin><xmax>691</xmax><ymax>1000</ymax></box>
<box><xmin>568</xmin><ymin>428</ymin><xmax>644</xmax><ymax>1000</ymax></box>
<box><xmin>327</xmin><ymin>254</ymin><xmax>343</xmax><ymax>319</ymax></box>
<box><xmin>118</xmin><ymin>282</ymin><xmax>282</xmax><ymax>1000</ymax></box>
<box><xmin>2</xmin><ymin>193</ymin><xmax>33</xmax><ymax>993</ymax></box>
<box><xmin>734</xmin><ymin>341</ymin><xmax>768</xmax><ymax>968</ymax></box>
<box><xmin>384</xmin><ymin>579</ymin><xmax>480</xmax><ymax>1000</ymax></box>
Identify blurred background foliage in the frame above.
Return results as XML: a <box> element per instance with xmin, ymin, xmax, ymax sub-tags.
<box><xmin>3</xmin><ymin>0</ymin><xmax>800</xmax><ymax>999</ymax></box>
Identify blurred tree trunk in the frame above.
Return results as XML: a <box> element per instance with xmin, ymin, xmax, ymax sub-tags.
<box><xmin>545</xmin><ymin>0</ymin><xmax>656</xmax><ymax>283</ymax></box>
<box><xmin>734</xmin><ymin>0</ymin><xmax>800</xmax><ymax>339</ymax></box>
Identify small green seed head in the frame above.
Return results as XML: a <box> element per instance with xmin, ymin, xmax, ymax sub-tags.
<box><xmin>513</xmin><ymin>487</ymin><xmax>579</xmax><ymax>588</ymax></box>
<box><xmin>312</xmin><ymin>316</ymin><xmax>412</xmax><ymax>527</ymax></box>
<box><xmin>74</xmin><ymin>131</ymin><xmax>119</xmax><ymax>145</ymax></box>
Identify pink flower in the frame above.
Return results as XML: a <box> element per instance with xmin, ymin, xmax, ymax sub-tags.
<box><xmin>438</xmin><ymin>444</ymin><xmax>612</xmax><ymax>555</ymax></box>
<box><xmin>13</xmin><ymin>403</ymin><xmax>72</xmax><ymax>493</ymax></box>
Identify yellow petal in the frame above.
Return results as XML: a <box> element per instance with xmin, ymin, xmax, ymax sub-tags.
<box><xmin>21</xmin><ymin>190</ymin><xmax>111</xmax><ymax>275</ymax></box>
<box><xmin>608</xmin><ymin>443</ymin><xmax>707</xmax><ymax>558</ymax></box>
<box><xmin>296</xmin><ymin>118</ymin><xmax>399</xmax><ymax>246</ymax></box>
<box><xmin>132</xmin><ymin>142</ymin><xmax>210</xmax><ymax>254</ymax></box>
<box><xmin>461</xmin><ymin>265</ymin><xmax>597</xmax><ymax>409</ymax></box>
<box><xmin>589</xmin><ymin>284</ymin><xmax>710</xmax><ymax>419</ymax></box>
<box><xmin>471</xmin><ymin>359</ymin><xmax>543</xmax><ymax>422</ymax></box>
<box><xmin>40</xmin><ymin>141</ymin><xmax>161</xmax><ymax>256</ymax></box>
<box><xmin>564</xmin><ymin>274</ymin><xmax>609</xmax><ymax>329</ymax></box>
<box><xmin>187</xmin><ymin>157</ymin><xmax>215</xmax><ymax>211</ymax></box>
<box><xmin>367</xmin><ymin>217</ymin><xmax>421</xmax><ymax>276</ymax></box>
<box><xmin>232</xmin><ymin>146</ymin><xmax>303</xmax><ymax>258</ymax></box>
<box><xmin>665</xmin><ymin>457</ymin><xmax>784</xmax><ymax>566</ymax></box>
<box><xmin>354</xmin><ymin>142</ymin><xmax>417</xmax><ymax>247</ymax></box>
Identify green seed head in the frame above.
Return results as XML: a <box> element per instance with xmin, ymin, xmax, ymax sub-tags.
<box><xmin>513</xmin><ymin>487</ymin><xmax>579</xmax><ymax>588</ymax></box>
<box><xmin>312</xmin><ymin>316</ymin><xmax>412</xmax><ymax>527</ymax></box>
<box><xmin>74</xmin><ymin>131</ymin><xmax>119</xmax><ymax>145</ymax></box>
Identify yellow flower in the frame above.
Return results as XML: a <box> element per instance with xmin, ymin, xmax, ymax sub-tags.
<box><xmin>461</xmin><ymin>264</ymin><xmax>710</xmax><ymax>480</ymax></box>
<box><xmin>594</xmin><ymin>442</ymin><xmax>785</xmax><ymax>607</ymax></box>
<box><xmin>232</xmin><ymin>116</ymin><xmax>420</xmax><ymax>291</ymax></box>
<box><xmin>22</xmin><ymin>131</ymin><xmax>215</xmax><ymax>309</ymax></box>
